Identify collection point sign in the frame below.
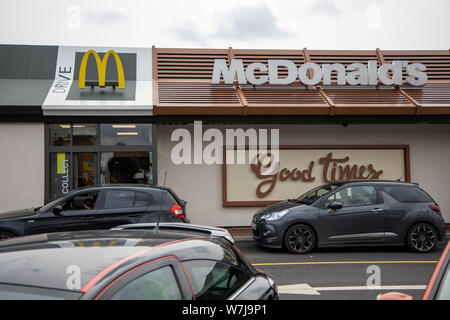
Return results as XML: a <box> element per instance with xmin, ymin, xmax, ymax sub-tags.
<box><xmin>212</xmin><ymin>59</ymin><xmax>427</xmax><ymax>86</ymax></box>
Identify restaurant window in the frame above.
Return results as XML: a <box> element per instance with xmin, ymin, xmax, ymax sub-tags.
<box><xmin>100</xmin><ymin>152</ymin><xmax>152</xmax><ymax>185</ymax></box>
<box><xmin>49</xmin><ymin>124</ymin><xmax>71</xmax><ymax>147</ymax></box>
<box><xmin>100</xmin><ymin>124</ymin><xmax>152</xmax><ymax>146</ymax></box>
<box><xmin>45</xmin><ymin>123</ymin><xmax>156</xmax><ymax>202</ymax></box>
<box><xmin>73</xmin><ymin>124</ymin><xmax>97</xmax><ymax>146</ymax></box>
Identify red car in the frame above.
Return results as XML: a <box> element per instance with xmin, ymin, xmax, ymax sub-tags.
<box><xmin>378</xmin><ymin>240</ymin><xmax>450</xmax><ymax>300</ymax></box>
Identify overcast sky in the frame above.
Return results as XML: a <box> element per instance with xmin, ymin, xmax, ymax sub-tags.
<box><xmin>0</xmin><ymin>0</ymin><xmax>449</xmax><ymax>50</ymax></box>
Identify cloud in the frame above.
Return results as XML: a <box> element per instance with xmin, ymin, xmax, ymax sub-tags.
<box><xmin>213</xmin><ymin>4</ymin><xmax>291</xmax><ymax>40</ymax></box>
<box><xmin>307</xmin><ymin>0</ymin><xmax>342</xmax><ymax>17</ymax></box>
<box><xmin>85</xmin><ymin>9</ymin><xmax>130</xmax><ymax>25</ymax></box>
<box><xmin>167</xmin><ymin>20</ymin><xmax>210</xmax><ymax>47</ymax></box>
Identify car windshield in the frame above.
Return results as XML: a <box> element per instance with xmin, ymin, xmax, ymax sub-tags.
<box><xmin>39</xmin><ymin>189</ymin><xmax>80</xmax><ymax>213</ymax></box>
<box><xmin>296</xmin><ymin>184</ymin><xmax>340</xmax><ymax>205</ymax></box>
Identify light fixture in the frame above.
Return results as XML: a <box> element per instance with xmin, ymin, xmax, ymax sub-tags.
<box><xmin>112</xmin><ymin>124</ymin><xmax>136</xmax><ymax>129</ymax></box>
<box><xmin>116</xmin><ymin>132</ymin><xmax>138</xmax><ymax>136</ymax></box>
<box><xmin>59</xmin><ymin>125</ymin><xmax>70</xmax><ymax>129</ymax></box>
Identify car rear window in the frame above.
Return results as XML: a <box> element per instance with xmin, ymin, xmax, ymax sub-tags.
<box><xmin>134</xmin><ymin>192</ymin><xmax>152</xmax><ymax>207</ymax></box>
<box><xmin>163</xmin><ymin>191</ymin><xmax>179</xmax><ymax>205</ymax></box>
<box><xmin>104</xmin><ymin>190</ymin><xmax>152</xmax><ymax>209</ymax></box>
<box><xmin>381</xmin><ymin>185</ymin><xmax>434</xmax><ymax>203</ymax></box>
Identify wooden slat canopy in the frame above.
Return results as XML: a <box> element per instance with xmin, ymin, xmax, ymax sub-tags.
<box><xmin>153</xmin><ymin>47</ymin><xmax>450</xmax><ymax>116</ymax></box>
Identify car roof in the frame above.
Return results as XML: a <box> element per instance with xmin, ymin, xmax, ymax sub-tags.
<box><xmin>73</xmin><ymin>184</ymin><xmax>173</xmax><ymax>192</ymax></box>
<box><xmin>0</xmin><ymin>229</ymin><xmax>237</xmax><ymax>293</ymax></box>
<box><xmin>329</xmin><ymin>180</ymin><xmax>418</xmax><ymax>187</ymax></box>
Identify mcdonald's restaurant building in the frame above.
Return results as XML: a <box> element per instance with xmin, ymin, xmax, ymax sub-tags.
<box><xmin>1</xmin><ymin>44</ymin><xmax>450</xmax><ymax>228</ymax></box>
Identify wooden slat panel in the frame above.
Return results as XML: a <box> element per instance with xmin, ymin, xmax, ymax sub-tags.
<box><xmin>334</xmin><ymin>105</ymin><xmax>416</xmax><ymax>115</ymax></box>
<box><xmin>233</xmin><ymin>49</ymin><xmax>304</xmax><ymax>79</ymax></box>
<box><xmin>241</xmin><ymin>86</ymin><xmax>327</xmax><ymax>105</ymax></box>
<box><xmin>308</xmin><ymin>50</ymin><xmax>378</xmax><ymax>82</ymax></box>
<box><xmin>308</xmin><ymin>50</ymin><xmax>378</xmax><ymax>83</ymax></box>
<box><xmin>323</xmin><ymin>87</ymin><xmax>412</xmax><ymax>105</ymax></box>
<box><xmin>158</xmin><ymin>82</ymin><xmax>241</xmax><ymax>104</ymax></box>
<box><xmin>246</xmin><ymin>105</ymin><xmax>330</xmax><ymax>115</ymax></box>
<box><xmin>156</xmin><ymin>48</ymin><xmax>228</xmax><ymax>80</ymax></box>
<box><xmin>401</xmin><ymin>84</ymin><xmax>450</xmax><ymax>105</ymax></box>
<box><xmin>155</xmin><ymin>48</ymin><xmax>450</xmax><ymax>115</ymax></box>
<box><xmin>155</xmin><ymin>105</ymin><xmax>243</xmax><ymax>115</ymax></box>
<box><xmin>381</xmin><ymin>50</ymin><xmax>450</xmax><ymax>82</ymax></box>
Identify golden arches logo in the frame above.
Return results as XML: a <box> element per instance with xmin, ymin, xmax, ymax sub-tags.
<box><xmin>78</xmin><ymin>49</ymin><xmax>125</xmax><ymax>89</ymax></box>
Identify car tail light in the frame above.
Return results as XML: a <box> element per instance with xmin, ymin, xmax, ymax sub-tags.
<box><xmin>171</xmin><ymin>204</ymin><xmax>185</xmax><ymax>219</ymax></box>
<box><xmin>429</xmin><ymin>204</ymin><xmax>442</xmax><ymax>216</ymax></box>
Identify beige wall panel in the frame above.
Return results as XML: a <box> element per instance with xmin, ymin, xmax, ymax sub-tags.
<box><xmin>158</xmin><ymin>124</ymin><xmax>450</xmax><ymax>227</ymax></box>
<box><xmin>0</xmin><ymin>123</ymin><xmax>45</xmax><ymax>212</ymax></box>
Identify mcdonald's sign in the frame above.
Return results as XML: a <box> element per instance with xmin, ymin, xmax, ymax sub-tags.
<box><xmin>78</xmin><ymin>49</ymin><xmax>125</xmax><ymax>89</ymax></box>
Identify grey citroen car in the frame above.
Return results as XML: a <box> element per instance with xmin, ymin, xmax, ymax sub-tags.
<box><xmin>252</xmin><ymin>181</ymin><xmax>446</xmax><ymax>254</ymax></box>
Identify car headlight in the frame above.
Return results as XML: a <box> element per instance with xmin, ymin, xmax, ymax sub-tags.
<box><xmin>261</xmin><ymin>209</ymin><xmax>290</xmax><ymax>221</ymax></box>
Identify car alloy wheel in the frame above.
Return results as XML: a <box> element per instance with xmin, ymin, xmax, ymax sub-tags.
<box><xmin>284</xmin><ymin>224</ymin><xmax>315</xmax><ymax>254</ymax></box>
<box><xmin>408</xmin><ymin>223</ymin><xmax>437</xmax><ymax>253</ymax></box>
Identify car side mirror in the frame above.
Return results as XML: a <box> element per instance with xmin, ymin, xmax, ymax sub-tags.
<box><xmin>328</xmin><ymin>201</ymin><xmax>343</xmax><ymax>211</ymax></box>
<box><xmin>53</xmin><ymin>205</ymin><xmax>63</xmax><ymax>216</ymax></box>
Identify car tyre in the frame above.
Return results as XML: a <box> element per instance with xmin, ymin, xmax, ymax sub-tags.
<box><xmin>406</xmin><ymin>223</ymin><xmax>438</xmax><ymax>253</ymax></box>
<box><xmin>284</xmin><ymin>224</ymin><xmax>316</xmax><ymax>254</ymax></box>
<box><xmin>0</xmin><ymin>231</ymin><xmax>15</xmax><ymax>241</ymax></box>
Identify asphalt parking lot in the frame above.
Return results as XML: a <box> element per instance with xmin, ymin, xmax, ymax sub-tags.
<box><xmin>235</xmin><ymin>239</ymin><xmax>447</xmax><ymax>300</ymax></box>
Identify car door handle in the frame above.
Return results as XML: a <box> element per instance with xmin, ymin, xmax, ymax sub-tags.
<box><xmin>128</xmin><ymin>214</ymin><xmax>140</xmax><ymax>218</ymax></box>
<box><xmin>371</xmin><ymin>208</ymin><xmax>384</xmax><ymax>212</ymax></box>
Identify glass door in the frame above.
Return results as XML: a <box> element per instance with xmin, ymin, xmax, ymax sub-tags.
<box><xmin>74</xmin><ymin>153</ymin><xmax>97</xmax><ymax>188</ymax></box>
<box><xmin>49</xmin><ymin>152</ymin><xmax>71</xmax><ymax>200</ymax></box>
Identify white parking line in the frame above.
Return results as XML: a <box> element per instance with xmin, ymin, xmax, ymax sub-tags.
<box><xmin>278</xmin><ymin>283</ymin><xmax>426</xmax><ymax>295</ymax></box>
<box><xmin>278</xmin><ymin>283</ymin><xmax>320</xmax><ymax>295</ymax></box>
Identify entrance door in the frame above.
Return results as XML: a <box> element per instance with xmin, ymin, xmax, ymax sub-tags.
<box><xmin>74</xmin><ymin>153</ymin><xmax>97</xmax><ymax>188</ymax></box>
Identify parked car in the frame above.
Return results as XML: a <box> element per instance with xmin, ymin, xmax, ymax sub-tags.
<box><xmin>252</xmin><ymin>180</ymin><xmax>446</xmax><ymax>254</ymax></box>
<box><xmin>378</xmin><ymin>240</ymin><xmax>450</xmax><ymax>300</ymax></box>
<box><xmin>112</xmin><ymin>222</ymin><xmax>236</xmax><ymax>244</ymax></box>
<box><xmin>0</xmin><ymin>185</ymin><xmax>189</xmax><ymax>240</ymax></box>
<box><xmin>0</xmin><ymin>225</ymin><xmax>278</xmax><ymax>300</ymax></box>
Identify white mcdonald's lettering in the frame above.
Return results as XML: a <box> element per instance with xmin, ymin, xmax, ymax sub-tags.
<box><xmin>211</xmin><ymin>59</ymin><xmax>427</xmax><ymax>86</ymax></box>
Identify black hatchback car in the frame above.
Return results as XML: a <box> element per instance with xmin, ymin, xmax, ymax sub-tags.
<box><xmin>0</xmin><ymin>185</ymin><xmax>188</xmax><ymax>240</ymax></box>
<box><xmin>252</xmin><ymin>181</ymin><xmax>446</xmax><ymax>254</ymax></box>
<box><xmin>0</xmin><ymin>226</ymin><xmax>278</xmax><ymax>300</ymax></box>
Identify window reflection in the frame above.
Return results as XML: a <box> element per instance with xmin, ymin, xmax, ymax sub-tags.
<box><xmin>75</xmin><ymin>153</ymin><xmax>96</xmax><ymax>188</ymax></box>
<box><xmin>73</xmin><ymin>124</ymin><xmax>97</xmax><ymax>146</ymax></box>
<box><xmin>100</xmin><ymin>124</ymin><xmax>152</xmax><ymax>146</ymax></box>
<box><xmin>100</xmin><ymin>152</ymin><xmax>152</xmax><ymax>185</ymax></box>
<box><xmin>49</xmin><ymin>124</ymin><xmax>71</xmax><ymax>146</ymax></box>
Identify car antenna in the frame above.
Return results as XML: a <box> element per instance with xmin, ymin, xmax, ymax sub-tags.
<box><xmin>396</xmin><ymin>174</ymin><xmax>404</xmax><ymax>182</ymax></box>
<box><xmin>154</xmin><ymin>171</ymin><xmax>167</xmax><ymax>235</ymax></box>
